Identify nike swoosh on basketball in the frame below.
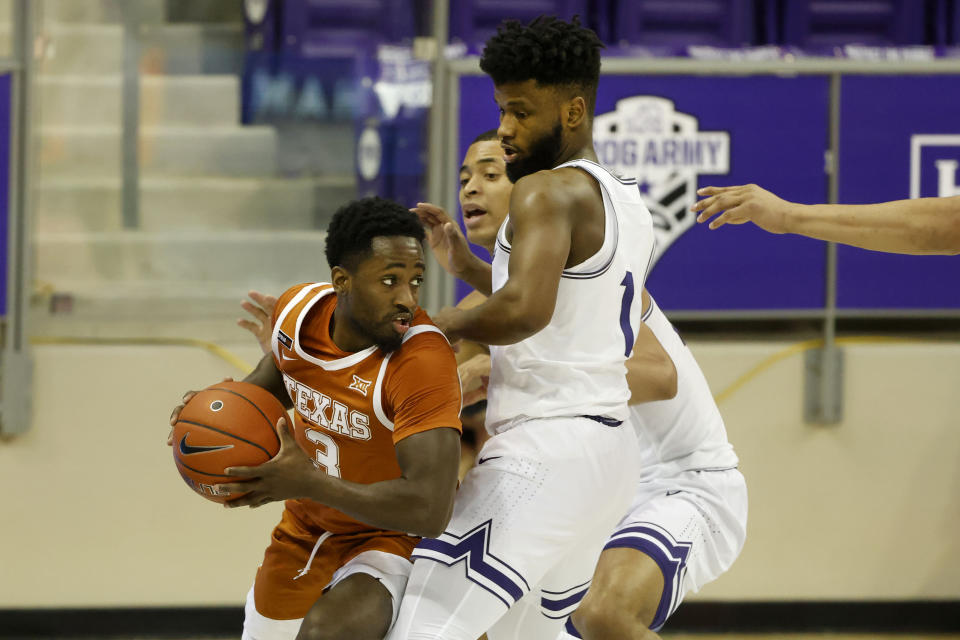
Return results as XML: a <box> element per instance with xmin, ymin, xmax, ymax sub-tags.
<box><xmin>178</xmin><ymin>433</ymin><xmax>234</xmax><ymax>456</ymax></box>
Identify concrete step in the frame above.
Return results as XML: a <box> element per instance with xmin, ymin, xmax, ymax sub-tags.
<box><xmin>35</xmin><ymin>230</ymin><xmax>331</xmax><ymax>291</ymax></box>
<box><xmin>140</xmin><ymin>23</ymin><xmax>245</xmax><ymax>76</ymax></box>
<box><xmin>34</xmin><ymin>0</ymin><xmax>166</xmax><ymax>25</ymax></box>
<box><xmin>38</xmin><ymin>75</ymin><xmax>240</xmax><ymax>127</ymax></box>
<box><xmin>34</xmin><ymin>176</ymin><xmax>351</xmax><ymax>232</ymax></box>
<box><xmin>16</xmin><ymin>23</ymin><xmax>243</xmax><ymax>76</ymax></box>
<box><xmin>39</xmin><ymin>125</ymin><xmax>278</xmax><ymax>177</ymax></box>
<box><xmin>35</xmin><ymin>24</ymin><xmax>123</xmax><ymax>75</ymax></box>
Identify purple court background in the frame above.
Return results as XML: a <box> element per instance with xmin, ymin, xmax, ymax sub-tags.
<box><xmin>837</xmin><ymin>75</ymin><xmax>960</xmax><ymax>310</ymax></box>
<box><xmin>457</xmin><ymin>73</ymin><xmax>960</xmax><ymax>312</ymax></box>
<box><xmin>458</xmin><ymin>74</ymin><xmax>830</xmax><ymax>311</ymax></box>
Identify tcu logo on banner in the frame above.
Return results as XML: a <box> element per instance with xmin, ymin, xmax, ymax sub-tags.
<box><xmin>593</xmin><ymin>97</ymin><xmax>730</xmax><ymax>265</ymax></box>
<box><xmin>910</xmin><ymin>135</ymin><xmax>960</xmax><ymax>198</ymax></box>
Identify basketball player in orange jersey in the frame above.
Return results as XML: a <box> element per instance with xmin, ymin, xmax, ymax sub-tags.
<box><xmin>169</xmin><ymin>197</ymin><xmax>463</xmax><ymax>640</ymax></box>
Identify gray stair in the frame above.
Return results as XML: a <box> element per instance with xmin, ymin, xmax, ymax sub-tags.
<box><xmin>26</xmin><ymin>3</ymin><xmax>359</xmax><ymax>334</ymax></box>
<box><xmin>38</xmin><ymin>75</ymin><xmax>240</xmax><ymax>127</ymax></box>
<box><xmin>39</xmin><ymin>125</ymin><xmax>278</xmax><ymax>177</ymax></box>
<box><xmin>36</xmin><ymin>230</ymin><xmax>331</xmax><ymax>292</ymax></box>
<box><xmin>34</xmin><ymin>176</ymin><xmax>338</xmax><ymax>232</ymax></box>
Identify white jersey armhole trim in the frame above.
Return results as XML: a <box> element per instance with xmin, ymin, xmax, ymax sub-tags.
<box><xmin>272</xmin><ymin>283</ymin><xmax>325</xmax><ymax>364</ymax></box>
<box><xmin>495</xmin><ymin>162</ymin><xmax>621</xmax><ymax>277</ymax></box>
<box><xmin>372</xmin><ymin>324</ymin><xmax>449</xmax><ymax>431</ymax></box>
<box><xmin>555</xmin><ymin>159</ymin><xmax>621</xmax><ymax>277</ymax></box>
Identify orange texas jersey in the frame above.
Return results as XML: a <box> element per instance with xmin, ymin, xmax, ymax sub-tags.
<box><xmin>270</xmin><ymin>282</ymin><xmax>462</xmax><ymax>535</ymax></box>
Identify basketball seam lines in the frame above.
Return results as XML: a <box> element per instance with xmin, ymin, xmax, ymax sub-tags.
<box><xmin>175</xmin><ymin>458</ymin><xmax>233</xmax><ymax>479</ymax></box>
<box><xmin>176</xmin><ymin>418</ymin><xmax>274</xmax><ymax>459</ymax></box>
<box><xmin>208</xmin><ymin>387</ymin><xmax>283</xmax><ymax>451</ymax></box>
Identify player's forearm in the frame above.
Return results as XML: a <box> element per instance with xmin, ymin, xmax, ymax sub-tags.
<box><xmin>625</xmin><ymin>355</ymin><xmax>677</xmax><ymax>404</ymax></box>
<box><xmin>244</xmin><ymin>354</ymin><xmax>293</xmax><ymax>409</ymax></box>
<box><xmin>787</xmin><ymin>197</ymin><xmax>960</xmax><ymax>255</ymax></box>
<box><xmin>303</xmin><ymin>473</ymin><xmax>456</xmax><ymax>538</ymax></box>
<box><xmin>625</xmin><ymin>324</ymin><xmax>678</xmax><ymax>404</ymax></box>
<box><xmin>449</xmin><ymin>285</ymin><xmax>551</xmax><ymax>345</ymax></box>
<box><xmin>455</xmin><ymin>256</ymin><xmax>494</xmax><ymax>296</ymax></box>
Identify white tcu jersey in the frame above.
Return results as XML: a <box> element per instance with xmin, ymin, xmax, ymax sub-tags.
<box><xmin>632</xmin><ymin>296</ymin><xmax>739</xmax><ymax>475</ymax></box>
<box><xmin>485</xmin><ymin>158</ymin><xmax>655</xmax><ymax>432</ymax></box>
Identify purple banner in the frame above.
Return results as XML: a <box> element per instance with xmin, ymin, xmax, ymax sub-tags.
<box><xmin>837</xmin><ymin>75</ymin><xmax>960</xmax><ymax>310</ymax></box>
<box><xmin>458</xmin><ymin>74</ymin><xmax>830</xmax><ymax>311</ymax></box>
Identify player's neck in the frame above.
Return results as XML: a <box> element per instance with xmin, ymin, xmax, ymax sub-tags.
<box><xmin>555</xmin><ymin>136</ymin><xmax>598</xmax><ymax>167</ymax></box>
<box><xmin>329</xmin><ymin>306</ymin><xmax>373</xmax><ymax>353</ymax></box>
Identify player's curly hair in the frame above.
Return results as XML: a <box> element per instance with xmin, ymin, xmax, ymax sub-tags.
<box><xmin>479</xmin><ymin>15</ymin><xmax>603</xmax><ymax>111</ymax></box>
<box><xmin>325</xmin><ymin>196</ymin><xmax>425</xmax><ymax>271</ymax></box>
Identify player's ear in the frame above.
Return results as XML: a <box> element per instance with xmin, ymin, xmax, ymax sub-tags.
<box><xmin>565</xmin><ymin>96</ymin><xmax>587</xmax><ymax>129</ymax></box>
<box><xmin>331</xmin><ymin>266</ymin><xmax>350</xmax><ymax>295</ymax></box>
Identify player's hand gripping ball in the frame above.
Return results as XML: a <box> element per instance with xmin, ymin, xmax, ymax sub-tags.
<box><xmin>172</xmin><ymin>381</ymin><xmax>287</xmax><ymax>503</ymax></box>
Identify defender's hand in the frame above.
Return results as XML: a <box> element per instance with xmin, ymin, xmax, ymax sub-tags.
<box><xmin>692</xmin><ymin>184</ymin><xmax>794</xmax><ymax>234</ymax></box>
<box><xmin>458</xmin><ymin>354</ymin><xmax>491</xmax><ymax>406</ymax></box>
<box><xmin>412</xmin><ymin>202</ymin><xmax>476</xmax><ymax>278</ymax></box>
<box><xmin>432</xmin><ymin>306</ymin><xmax>465</xmax><ymax>345</ymax></box>
<box><xmin>237</xmin><ymin>290</ymin><xmax>279</xmax><ymax>355</ymax></box>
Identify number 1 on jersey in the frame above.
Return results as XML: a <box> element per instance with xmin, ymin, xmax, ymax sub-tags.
<box><xmin>619</xmin><ymin>271</ymin><xmax>636</xmax><ymax>357</ymax></box>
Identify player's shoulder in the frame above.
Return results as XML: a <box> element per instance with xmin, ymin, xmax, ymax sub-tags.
<box><xmin>511</xmin><ymin>167</ymin><xmax>597</xmax><ymax>217</ymax></box>
<box><xmin>390</xmin><ymin>309</ymin><xmax>456</xmax><ymax>363</ymax></box>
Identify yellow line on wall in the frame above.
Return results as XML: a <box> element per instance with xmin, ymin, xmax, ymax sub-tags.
<box><xmin>29</xmin><ymin>334</ymin><xmax>942</xmax><ymax>407</ymax></box>
<box><xmin>30</xmin><ymin>336</ymin><xmax>255</xmax><ymax>374</ymax></box>
<box><xmin>713</xmin><ymin>335</ymin><xmax>940</xmax><ymax>405</ymax></box>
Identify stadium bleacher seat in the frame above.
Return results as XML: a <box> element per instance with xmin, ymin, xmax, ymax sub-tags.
<box><xmin>281</xmin><ymin>0</ymin><xmax>417</xmax><ymax>58</ymax></box>
<box><xmin>450</xmin><ymin>0</ymin><xmax>591</xmax><ymax>52</ymax></box>
<box><xmin>776</xmin><ymin>0</ymin><xmax>926</xmax><ymax>48</ymax></box>
<box><xmin>612</xmin><ymin>0</ymin><xmax>757</xmax><ymax>49</ymax></box>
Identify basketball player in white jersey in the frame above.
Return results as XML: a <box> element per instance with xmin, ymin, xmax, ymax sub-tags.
<box><xmin>415</xmin><ymin>131</ymin><xmax>747</xmax><ymax>637</ymax></box>
<box><xmin>386</xmin><ymin>16</ymin><xmax>661</xmax><ymax>640</ymax></box>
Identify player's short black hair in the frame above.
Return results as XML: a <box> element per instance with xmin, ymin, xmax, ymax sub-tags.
<box><xmin>479</xmin><ymin>15</ymin><xmax>604</xmax><ymax>112</ymax></box>
<box><xmin>471</xmin><ymin>129</ymin><xmax>499</xmax><ymax>145</ymax></box>
<box><xmin>325</xmin><ymin>196</ymin><xmax>425</xmax><ymax>271</ymax></box>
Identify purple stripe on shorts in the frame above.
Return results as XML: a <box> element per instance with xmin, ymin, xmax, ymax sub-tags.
<box><xmin>565</xmin><ymin>617</ymin><xmax>583</xmax><ymax>638</ymax></box>
<box><xmin>602</xmin><ymin>526</ymin><xmax>691</xmax><ymax>631</ymax></box>
<box><xmin>540</xmin><ymin>586</ymin><xmax>589</xmax><ymax>612</ymax></box>
<box><xmin>413</xmin><ymin>520</ymin><xmax>528</xmax><ymax>607</ymax></box>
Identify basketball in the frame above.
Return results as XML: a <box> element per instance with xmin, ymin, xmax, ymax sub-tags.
<box><xmin>172</xmin><ymin>380</ymin><xmax>287</xmax><ymax>503</ymax></box>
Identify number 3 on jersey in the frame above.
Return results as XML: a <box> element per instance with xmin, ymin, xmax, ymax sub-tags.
<box><xmin>305</xmin><ymin>428</ymin><xmax>341</xmax><ymax>478</ymax></box>
<box><xmin>619</xmin><ymin>271</ymin><xmax>638</xmax><ymax>357</ymax></box>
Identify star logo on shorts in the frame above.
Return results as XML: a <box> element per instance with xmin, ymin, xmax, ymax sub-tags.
<box><xmin>348</xmin><ymin>375</ymin><xmax>372</xmax><ymax>397</ymax></box>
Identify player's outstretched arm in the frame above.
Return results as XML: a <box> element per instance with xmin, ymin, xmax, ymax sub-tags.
<box><xmin>412</xmin><ymin>202</ymin><xmax>493</xmax><ymax>295</ymax></box>
<box><xmin>434</xmin><ymin>173</ymin><xmax>572</xmax><ymax>345</ymax></box>
<box><xmin>693</xmin><ymin>184</ymin><xmax>960</xmax><ymax>255</ymax></box>
<box><xmin>625</xmin><ymin>322</ymin><xmax>677</xmax><ymax>404</ymax></box>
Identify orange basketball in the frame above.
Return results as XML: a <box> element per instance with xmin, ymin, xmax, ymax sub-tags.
<box><xmin>172</xmin><ymin>380</ymin><xmax>286</xmax><ymax>503</ymax></box>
